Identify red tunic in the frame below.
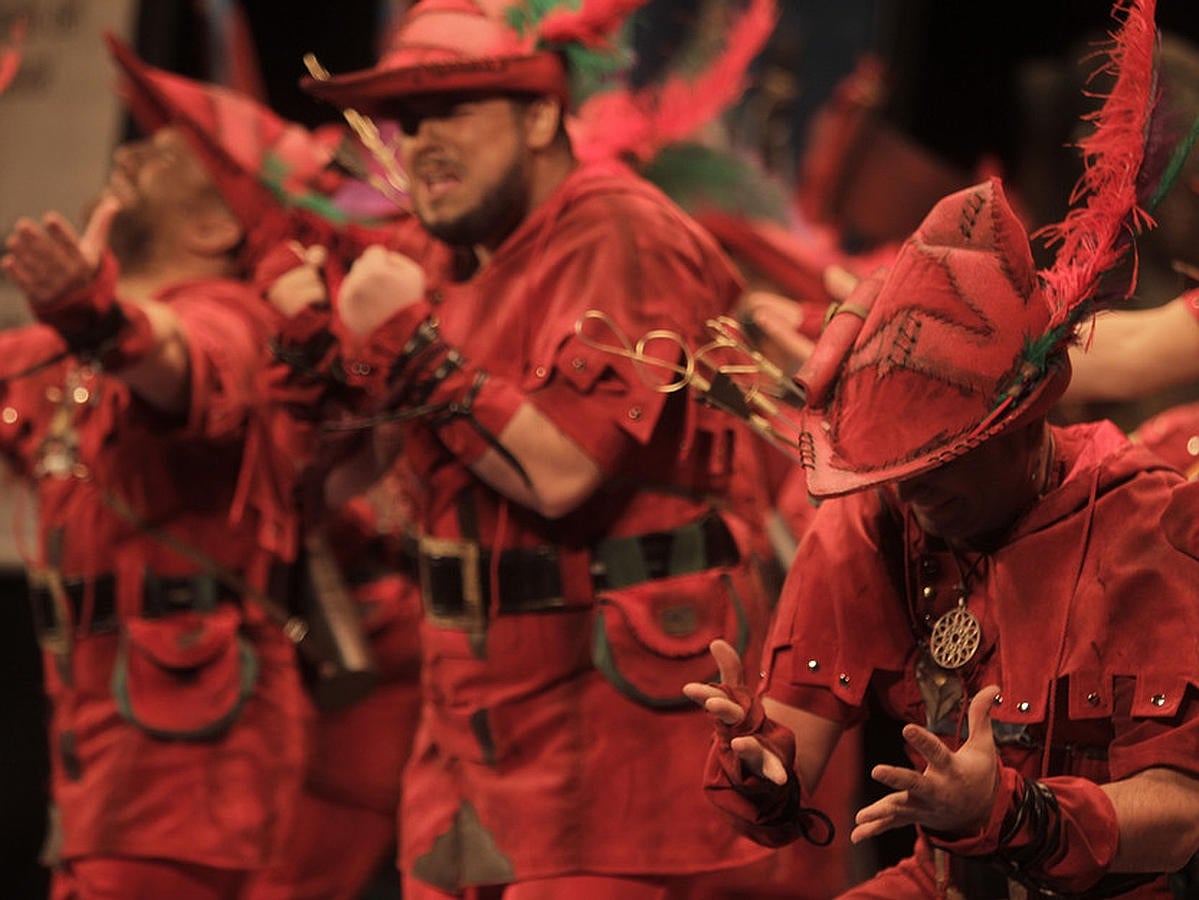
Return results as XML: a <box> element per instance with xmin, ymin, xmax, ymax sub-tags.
<box><xmin>765</xmin><ymin>421</ymin><xmax>1199</xmax><ymax>896</ymax></box>
<box><xmin>356</xmin><ymin>161</ymin><xmax>779</xmax><ymax>889</ymax></box>
<box><xmin>0</xmin><ymin>278</ymin><xmax>308</xmax><ymax>871</ymax></box>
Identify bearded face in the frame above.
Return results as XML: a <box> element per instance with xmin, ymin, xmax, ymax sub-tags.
<box><xmin>398</xmin><ymin>95</ymin><xmax>533</xmax><ymax>250</ymax></box>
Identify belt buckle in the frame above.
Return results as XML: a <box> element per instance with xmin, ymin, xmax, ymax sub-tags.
<box><xmin>418</xmin><ymin>535</ymin><xmax>485</xmax><ymax>636</ymax></box>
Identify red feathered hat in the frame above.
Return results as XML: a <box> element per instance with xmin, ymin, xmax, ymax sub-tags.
<box><xmin>302</xmin><ymin>0</ymin><xmax>650</xmax><ymax>113</ymax></box>
<box><xmin>796</xmin><ymin>0</ymin><xmax>1164</xmax><ymax>497</ymax></box>
<box><xmin>105</xmin><ymin>33</ymin><xmax>352</xmax><ymax>260</ymax></box>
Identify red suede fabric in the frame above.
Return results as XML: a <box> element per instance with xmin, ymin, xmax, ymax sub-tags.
<box><xmin>758</xmin><ymin>421</ymin><xmax>1199</xmax><ymax>896</ymax></box>
<box><xmin>0</xmin><ymin>277</ymin><xmax>308</xmax><ymax>871</ymax></box>
<box><xmin>346</xmin><ymin>161</ymin><xmax>787</xmax><ymax>891</ymax></box>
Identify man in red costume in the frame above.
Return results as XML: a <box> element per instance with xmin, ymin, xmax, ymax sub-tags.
<box><xmin>687</xmin><ymin>176</ymin><xmax>1199</xmax><ymax>897</ymax></box>
<box><xmin>93</xmin><ymin>37</ymin><xmax>431</xmax><ymax>900</ymax></box>
<box><xmin>294</xmin><ymin>1</ymin><xmax>789</xmax><ymax>897</ymax></box>
<box><xmin>0</xmin><ymin>125</ymin><xmax>308</xmax><ymax>898</ymax></box>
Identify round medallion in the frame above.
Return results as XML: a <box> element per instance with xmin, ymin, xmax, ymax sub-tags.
<box><xmin>928</xmin><ymin>605</ymin><xmax>981</xmax><ymax>669</ymax></box>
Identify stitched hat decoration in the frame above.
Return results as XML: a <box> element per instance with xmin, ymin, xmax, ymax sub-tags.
<box><xmin>301</xmin><ymin>0</ymin><xmax>653</xmax><ymax>115</ymax></box>
<box><xmin>795</xmin><ymin>0</ymin><xmax>1178</xmax><ymax>498</ymax></box>
<box><xmin>0</xmin><ymin>16</ymin><xmax>26</xmax><ymax>95</ymax></box>
<box><xmin>105</xmin><ymin>33</ymin><xmax>383</xmax><ymax>264</ymax></box>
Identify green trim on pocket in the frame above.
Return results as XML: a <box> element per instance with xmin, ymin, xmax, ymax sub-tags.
<box><xmin>592</xmin><ymin>573</ymin><xmax>748</xmax><ymax>709</ymax></box>
<box><xmin>112</xmin><ymin>633</ymin><xmax>259</xmax><ymax>742</ymax></box>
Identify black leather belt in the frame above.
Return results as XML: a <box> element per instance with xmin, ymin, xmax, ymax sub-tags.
<box><xmin>418</xmin><ymin>513</ymin><xmax>739</xmax><ymax>625</ymax></box>
<box><xmin>29</xmin><ymin>572</ymin><xmax>237</xmax><ymax>636</ymax></box>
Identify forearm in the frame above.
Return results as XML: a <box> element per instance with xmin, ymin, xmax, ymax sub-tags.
<box><xmin>932</xmin><ymin>764</ymin><xmax>1199</xmax><ymax>895</ymax></box>
<box><xmin>1104</xmin><ymin>767</ymin><xmax>1199</xmax><ymax>873</ymax></box>
<box><xmin>111</xmin><ymin>301</ymin><xmax>191</xmax><ymax>413</ymax></box>
<box><xmin>344</xmin><ymin>306</ymin><xmax>609</xmax><ymax>519</ymax></box>
<box><xmin>1065</xmin><ymin>298</ymin><xmax>1199</xmax><ymax>403</ymax></box>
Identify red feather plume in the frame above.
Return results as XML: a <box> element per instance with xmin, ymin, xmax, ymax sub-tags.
<box><xmin>572</xmin><ymin>0</ymin><xmax>778</xmax><ymax>164</ymax></box>
<box><xmin>1036</xmin><ymin>0</ymin><xmax>1159</xmax><ymax>333</ymax></box>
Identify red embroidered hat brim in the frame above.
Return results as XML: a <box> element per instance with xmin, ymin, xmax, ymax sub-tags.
<box><xmin>801</xmin><ymin>358</ymin><xmax>1071</xmax><ymax>498</ymax></box>
<box><xmin>301</xmin><ymin>52</ymin><xmax>570</xmax><ymax>113</ymax></box>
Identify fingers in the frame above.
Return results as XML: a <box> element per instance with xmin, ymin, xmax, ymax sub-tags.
<box><xmin>823</xmin><ymin>265</ymin><xmax>858</xmax><ymax>301</ymax></box>
<box><xmin>965</xmin><ymin>684</ymin><xmax>1001</xmax><ymax>752</ymax></box>
<box><xmin>851</xmin><ymin>797</ymin><xmax>915</xmax><ymax>844</ymax></box>
<box><xmin>748</xmin><ymin>306</ymin><xmax>816</xmax><ymax>371</ymax></box>
<box><xmin>77</xmin><ymin>194</ymin><xmax>122</xmax><ymax>267</ymax></box>
<box><xmin>708</xmin><ymin>638</ymin><xmax>744</xmax><ymax>687</ymax></box>
<box><xmin>869</xmin><ymin>762</ymin><xmax>925</xmax><ymax>796</ymax></box>
<box><xmin>730</xmin><ymin>735</ymin><xmax>789</xmax><ymax>785</ymax></box>
<box><xmin>901</xmin><ymin>722</ymin><xmax>954</xmax><ymax>770</ymax></box>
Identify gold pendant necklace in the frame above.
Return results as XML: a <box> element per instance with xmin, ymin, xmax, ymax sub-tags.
<box><xmin>928</xmin><ymin>592</ymin><xmax>981</xmax><ymax>669</ymax></box>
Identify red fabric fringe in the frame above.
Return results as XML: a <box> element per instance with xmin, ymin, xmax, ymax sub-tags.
<box><xmin>572</xmin><ymin>0</ymin><xmax>778</xmax><ymax>164</ymax></box>
<box><xmin>1036</xmin><ymin>0</ymin><xmax>1158</xmax><ymax>332</ymax></box>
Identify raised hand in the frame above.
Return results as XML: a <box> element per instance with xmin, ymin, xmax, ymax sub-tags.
<box><xmin>683</xmin><ymin>639</ymin><xmax>789</xmax><ymax>786</ymax></box>
<box><xmin>338</xmin><ymin>245</ymin><xmax>426</xmax><ymax>338</ymax></box>
<box><xmin>851</xmin><ymin>684</ymin><xmax>1002</xmax><ymax>844</ymax></box>
<box><xmin>2</xmin><ymin>194</ymin><xmax>121</xmax><ymax>307</ymax></box>
<box><xmin>262</xmin><ymin>242</ymin><xmax>330</xmax><ymax>317</ymax></box>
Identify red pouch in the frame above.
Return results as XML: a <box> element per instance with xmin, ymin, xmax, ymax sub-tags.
<box><xmin>592</xmin><ymin>568</ymin><xmax>748</xmax><ymax>709</ymax></box>
<box><xmin>112</xmin><ymin>606</ymin><xmax>258</xmax><ymax>740</ymax></box>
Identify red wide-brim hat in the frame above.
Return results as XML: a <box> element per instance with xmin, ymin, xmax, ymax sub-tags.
<box><xmin>301</xmin><ymin>0</ymin><xmax>570</xmax><ymax>113</ymax></box>
<box><xmin>796</xmin><ymin>0</ymin><xmax>1163</xmax><ymax>497</ymax></box>
<box><xmin>796</xmin><ymin>179</ymin><xmax>1072</xmax><ymax>497</ymax></box>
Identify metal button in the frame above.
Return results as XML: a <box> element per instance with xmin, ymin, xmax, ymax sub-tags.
<box><xmin>1</xmin><ymin>407</ymin><xmax>17</xmax><ymax>425</ymax></box>
<box><xmin>1188</xmin><ymin>436</ymin><xmax>1199</xmax><ymax>457</ymax></box>
<box><xmin>571</xmin><ymin>357</ymin><xmax>586</xmax><ymax>371</ymax></box>
<box><xmin>1017</xmin><ymin>701</ymin><xmax>1031</xmax><ymax>713</ymax></box>
<box><xmin>839</xmin><ymin>673</ymin><xmax>850</xmax><ymax>686</ymax></box>
<box><xmin>45</xmin><ymin>386</ymin><xmax>63</xmax><ymax>402</ymax></box>
<box><xmin>430</xmin><ymin>289</ymin><xmax>444</xmax><ymax>305</ymax></box>
<box><xmin>71</xmin><ymin>463</ymin><xmax>89</xmax><ymax>480</ymax></box>
<box><xmin>1152</xmin><ymin>693</ymin><xmax>1167</xmax><ymax>707</ymax></box>
<box><xmin>821</xmin><ymin>420</ymin><xmax>831</xmax><ymax>432</ymax></box>
<box><xmin>759</xmin><ymin>670</ymin><xmax>767</xmax><ymax>679</ymax></box>
<box><xmin>922</xmin><ymin>586</ymin><xmax>935</xmax><ymax>600</ymax></box>
<box><xmin>1087</xmin><ymin>692</ymin><xmax>1101</xmax><ymax>706</ymax></box>
<box><xmin>807</xmin><ymin>659</ymin><xmax>819</xmax><ymax>671</ymax></box>
<box><xmin>628</xmin><ymin>406</ymin><xmax>642</xmax><ymax>421</ymax></box>
<box><xmin>350</xmin><ymin>361</ymin><xmax>371</xmax><ymax>376</ymax></box>
<box><xmin>72</xmin><ymin>386</ymin><xmax>90</xmax><ymax>404</ymax></box>
<box><xmin>535</xmin><ymin>366</ymin><xmax>547</xmax><ymax>378</ymax></box>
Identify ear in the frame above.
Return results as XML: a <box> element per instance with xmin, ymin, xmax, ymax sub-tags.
<box><xmin>524</xmin><ymin>97</ymin><xmax>563</xmax><ymax>152</ymax></box>
<box><xmin>182</xmin><ymin>205</ymin><xmax>244</xmax><ymax>258</ymax></box>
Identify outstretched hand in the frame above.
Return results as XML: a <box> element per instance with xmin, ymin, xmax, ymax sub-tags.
<box><xmin>683</xmin><ymin>639</ymin><xmax>789</xmax><ymax>786</ymax></box>
<box><xmin>851</xmin><ymin>684</ymin><xmax>1002</xmax><ymax>844</ymax></box>
<box><xmin>2</xmin><ymin>194</ymin><xmax>121</xmax><ymax>307</ymax></box>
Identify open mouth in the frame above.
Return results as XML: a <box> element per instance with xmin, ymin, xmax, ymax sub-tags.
<box><xmin>420</xmin><ymin>171</ymin><xmax>461</xmax><ymax>202</ymax></box>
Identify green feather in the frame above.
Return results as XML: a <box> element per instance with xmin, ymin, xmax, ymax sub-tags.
<box><xmin>1147</xmin><ymin>111</ymin><xmax>1199</xmax><ymax>212</ymax></box>
<box><xmin>642</xmin><ymin>143</ymin><xmax>790</xmax><ymax>224</ymax></box>
<box><xmin>261</xmin><ymin>152</ymin><xmax>348</xmax><ymax>224</ymax></box>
